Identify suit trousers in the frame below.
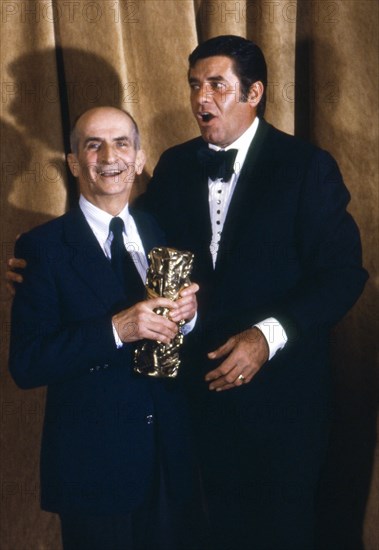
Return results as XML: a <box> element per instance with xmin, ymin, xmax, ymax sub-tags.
<box><xmin>59</xmin><ymin>460</ymin><xmax>175</xmax><ymax>550</ymax></box>
<box><xmin>59</xmin><ymin>416</ymin><xmax>193</xmax><ymax>550</ymax></box>
<box><xmin>196</xmin><ymin>393</ymin><xmax>329</xmax><ymax>550</ymax></box>
<box><xmin>59</xmin><ymin>422</ymin><xmax>206</xmax><ymax>550</ymax></box>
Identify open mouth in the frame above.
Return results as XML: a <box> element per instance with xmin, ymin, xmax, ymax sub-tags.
<box><xmin>199</xmin><ymin>112</ymin><xmax>215</xmax><ymax>123</ymax></box>
<box><xmin>98</xmin><ymin>169</ymin><xmax>123</xmax><ymax>177</ymax></box>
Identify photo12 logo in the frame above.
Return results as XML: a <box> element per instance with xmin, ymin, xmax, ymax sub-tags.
<box><xmin>198</xmin><ymin>1</ymin><xmax>340</xmax><ymax>25</ymax></box>
<box><xmin>1</xmin><ymin>1</ymin><xmax>139</xmax><ymax>24</ymax></box>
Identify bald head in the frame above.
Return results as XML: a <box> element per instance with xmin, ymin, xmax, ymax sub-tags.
<box><xmin>70</xmin><ymin>106</ymin><xmax>140</xmax><ymax>154</ymax></box>
<box><xmin>66</xmin><ymin>106</ymin><xmax>146</xmax><ymax>214</ymax></box>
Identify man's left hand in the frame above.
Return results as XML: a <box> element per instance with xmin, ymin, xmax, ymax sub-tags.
<box><xmin>205</xmin><ymin>327</ymin><xmax>269</xmax><ymax>391</ymax></box>
<box><xmin>169</xmin><ymin>283</ymin><xmax>199</xmax><ymax>324</ymax></box>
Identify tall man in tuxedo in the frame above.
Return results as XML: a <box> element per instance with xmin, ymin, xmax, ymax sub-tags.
<box><xmin>141</xmin><ymin>36</ymin><xmax>368</xmax><ymax>549</ymax></box>
<box><xmin>9</xmin><ymin>106</ymin><xmax>200</xmax><ymax>550</ymax></box>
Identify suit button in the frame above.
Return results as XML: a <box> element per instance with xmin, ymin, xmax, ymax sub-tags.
<box><xmin>89</xmin><ymin>367</ymin><xmax>95</xmax><ymax>373</ymax></box>
<box><xmin>145</xmin><ymin>414</ymin><xmax>154</xmax><ymax>425</ymax></box>
<box><xmin>103</xmin><ymin>364</ymin><xmax>109</xmax><ymax>369</ymax></box>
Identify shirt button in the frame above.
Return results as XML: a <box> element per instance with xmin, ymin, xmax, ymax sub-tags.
<box><xmin>216</xmin><ymin>221</ymin><xmax>220</xmax><ymax>225</ymax></box>
<box><xmin>145</xmin><ymin>414</ymin><xmax>154</xmax><ymax>425</ymax></box>
<box><xmin>217</xmin><ymin>210</ymin><xmax>221</xmax><ymax>214</ymax></box>
<box><xmin>217</xmin><ymin>200</ymin><xmax>221</xmax><ymax>205</ymax></box>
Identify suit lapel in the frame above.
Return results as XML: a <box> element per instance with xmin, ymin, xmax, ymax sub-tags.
<box><xmin>131</xmin><ymin>208</ymin><xmax>165</xmax><ymax>258</ymax></box>
<box><xmin>215</xmin><ymin>119</ymin><xmax>273</xmax><ymax>272</ymax></box>
<box><xmin>63</xmin><ymin>207</ymin><xmax>126</xmax><ymax>309</ymax></box>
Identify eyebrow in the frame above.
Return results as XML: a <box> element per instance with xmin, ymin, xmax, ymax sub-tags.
<box><xmin>83</xmin><ymin>136</ymin><xmax>131</xmax><ymax>145</ymax></box>
<box><xmin>188</xmin><ymin>75</ymin><xmax>225</xmax><ymax>83</ymax></box>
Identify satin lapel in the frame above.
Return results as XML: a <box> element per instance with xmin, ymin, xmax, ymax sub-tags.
<box><xmin>215</xmin><ymin>119</ymin><xmax>272</xmax><ymax>272</ymax></box>
<box><xmin>130</xmin><ymin>208</ymin><xmax>164</xmax><ymax>258</ymax></box>
<box><xmin>63</xmin><ymin>207</ymin><xmax>126</xmax><ymax>308</ymax></box>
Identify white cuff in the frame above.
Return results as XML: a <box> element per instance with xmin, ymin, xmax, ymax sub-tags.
<box><xmin>112</xmin><ymin>322</ymin><xmax>123</xmax><ymax>348</ymax></box>
<box><xmin>181</xmin><ymin>312</ymin><xmax>197</xmax><ymax>335</ymax></box>
<box><xmin>254</xmin><ymin>317</ymin><xmax>288</xmax><ymax>360</ymax></box>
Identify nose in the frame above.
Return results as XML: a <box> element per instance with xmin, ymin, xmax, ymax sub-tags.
<box><xmin>100</xmin><ymin>143</ymin><xmax>117</xmax><ymax>164</ymax></box>
<box><xmin>197</xmin><ymin>82</ymin><xmax>213</xmax><ymax>105</ymax></box>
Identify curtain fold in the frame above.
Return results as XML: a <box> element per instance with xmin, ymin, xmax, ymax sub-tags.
<box><xmin>1</xmin><ymin>1</ymin><xmax>377</xmax><ymax>548</ymax></box>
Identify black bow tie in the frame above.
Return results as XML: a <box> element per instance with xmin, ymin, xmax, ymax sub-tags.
<box><xmin>197</xmin><ymin>147</ymin><xmax>238</xmax><ymax>182</ymax></box>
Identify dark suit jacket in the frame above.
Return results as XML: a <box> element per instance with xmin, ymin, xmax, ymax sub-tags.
<box><xmin>141</xmin><ymin>119</ymin><xmax>368</xmax><ymax>472</ymax></box>
<box><xmin>9</xmin><ymin>206</ymin><xmax>196</xmax><ymax>516</ymax></box>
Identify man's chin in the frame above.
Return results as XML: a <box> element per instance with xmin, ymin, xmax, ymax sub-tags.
<box><xmin>199</xmin><ymin>129</ymin><xmax>224</xmax><ymax>147</ymax></box>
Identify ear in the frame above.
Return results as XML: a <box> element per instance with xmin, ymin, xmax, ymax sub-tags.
<box><xmin>247</xmin><ymin>81</ymin><xmax>264</xmax><ymax>109</ymax></box>
<box><xmin>135</xmin><ymin>149</ymin><xmax>147</xmax><ymax>175</ymax></box>
<box><xmin>67</xmin><ymin>153</ymin><xmax>80</xmax><ymax>177</ymax></box>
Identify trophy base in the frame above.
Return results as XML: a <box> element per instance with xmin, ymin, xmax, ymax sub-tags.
<box><xmin>133</xmin><ymin>340</ymin><xmax>180</xmax><ymax>378</ymax></box>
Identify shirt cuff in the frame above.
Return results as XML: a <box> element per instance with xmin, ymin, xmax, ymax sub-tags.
<box><xmin>181</xmin><ymin>312</ymin><xmax>197</xmax><ymax>335</ymax></box>
<box><xmin>254</xmin><ymin>317</ymin><xmax>288</xmax><ymax>360</ymax></box>
<box><xmin>112</xmin><ymin>322</ymin><xmax>123</xmax><ymax>348</ymax></box>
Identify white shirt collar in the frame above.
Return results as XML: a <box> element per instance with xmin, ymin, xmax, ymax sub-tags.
<box><xmin>79</xmin><ymin>195</ymin><xmax>130</xmax><ymax>243</ymax></box>
<box><xmin>208</xmin><ymin>117</ymin><xmax>259</xmax><ymax>175</ymax></box>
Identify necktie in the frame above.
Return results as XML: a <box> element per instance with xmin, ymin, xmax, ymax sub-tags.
<box><xmin>109</xmin><ymin>217</ymin><xmax>145</xmax><ymax>301</ymax></box>
<box><xmin>197</xmin><ymin>147</ymin><xmax>238</xmax><ymax>182</ymax></box>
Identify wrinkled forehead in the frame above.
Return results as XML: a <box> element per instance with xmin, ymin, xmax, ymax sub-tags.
<box><xmin>77</xmin><ymin>109</ymin><xmax>134</xmax><ymax>139</ymax></box>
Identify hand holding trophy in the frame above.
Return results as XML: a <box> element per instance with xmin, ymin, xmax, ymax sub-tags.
<box><xmin>134</xmin><ymin>247</ymin><xmax>194</xmax><ymax>378</ymax></box>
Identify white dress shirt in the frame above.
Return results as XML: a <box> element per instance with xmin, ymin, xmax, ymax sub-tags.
<box><xmin>206</xmin><ymin>118</ymin><xmax>288</xmax><ymax>359</ymax></box>
<box><xmin>79</xmin><ymin>195</ymin><xmax>195</xmax><ymax>346</ymax></box>
<box><xmin>80</xmin><ymin>195</ymin><xmax>148</xmax><ymax>281</ymax></box>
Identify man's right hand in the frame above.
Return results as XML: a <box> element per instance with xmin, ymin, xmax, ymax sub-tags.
<box><xmin>5</xmin><ymin>258</ymin><xmax>27</xmax><ymax>297</ymax></box>
<box><xmin>112</xmin><ymin>298</ymin><xmax>180</xmax><ymax>344</ymax></box>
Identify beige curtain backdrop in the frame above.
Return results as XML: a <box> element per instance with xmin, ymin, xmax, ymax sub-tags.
<box><xmin>1</xmin><ymin>1</ymin><xmax>378</xmax><ymax>548</ymax></box>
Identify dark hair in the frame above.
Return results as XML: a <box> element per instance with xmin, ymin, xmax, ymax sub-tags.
<box><xmin>70</xmin><ymin>107</ymin><xmax>140</xmax><ymax>154</ymax></box>
<box><xmin>188</xmin><ymin>35</ymin><xmax>267</xmax><ymax>118</ymax></box>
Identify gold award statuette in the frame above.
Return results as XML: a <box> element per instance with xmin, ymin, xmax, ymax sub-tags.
<box><xmin>134</xmin><ymin>247</ymin><xmax>194</xmax><ymax>378</ymax></box>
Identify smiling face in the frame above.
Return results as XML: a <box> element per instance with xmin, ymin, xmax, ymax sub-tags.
<box><xmin>67</xmin><ymin>107</ymin><xmax>146</xmax><ymax>214</ymax></box>
<box><xmin>189</xmin><ymin>55</ymin><xmax>263</xmax><ymax>148</ymax></box>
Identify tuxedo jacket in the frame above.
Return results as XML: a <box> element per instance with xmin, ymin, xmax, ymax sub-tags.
<box><xmin>9</xmin><ymin>207</ymin><xmax>195</xmax><ymax>515</ymax></box>
<box><xmin>142</xmin><ymin>119</ymin><xmax>368</xmax><ymax>432</ymax></box>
